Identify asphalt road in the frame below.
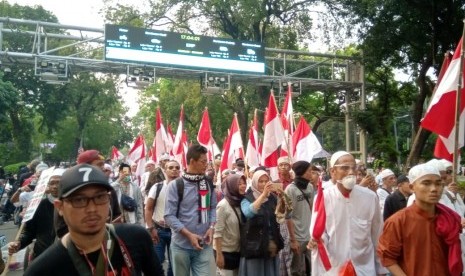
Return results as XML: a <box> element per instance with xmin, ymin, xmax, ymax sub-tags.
<box><xmin>0</xmin><ymin>220</ymin><xmax>24</xmax><ymax>276</ymax></box>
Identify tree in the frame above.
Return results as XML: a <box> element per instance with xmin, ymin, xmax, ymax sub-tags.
<box><xmin>333</xmin><ymin>0</ymin><xmax>465</xmax><ymax>166</ymax></box>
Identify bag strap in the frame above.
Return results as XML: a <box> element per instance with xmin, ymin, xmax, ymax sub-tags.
<box><xmin>294</xmin><ymin>184</ymin><xmax>312</xmax><ymax>210</ymax></box>
<box><xmin>153</xmin><ymin>181</ymin><xmax>164</xmax><ymax>207</ymax></box>
<box><xmin>65</xmin><ymin>238</ymin><xmax>93</xmax><ymax>276</ymax></box>
<box><xmin>106</xmin><ymin>224</ymin><xmax>136</xmax><ymax>274</ymax></box>
<box><xmin>229</xmin><ymin>202</ymin><xmax>243</xmax><ymax>235</ymax></box>
<box><xmin>175</xmin><ymin>178</ymin><xmax>184</xmax><ymax>218</ymax></box>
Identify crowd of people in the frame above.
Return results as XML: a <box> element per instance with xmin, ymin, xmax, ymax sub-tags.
<box><xmin>0</xmin><ymin>145</ymin><xmax>463</xmax><ymax>276</ymax></box>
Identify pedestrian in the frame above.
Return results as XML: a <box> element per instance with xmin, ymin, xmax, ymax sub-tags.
<box><xmin>145</xmin><ymin>160</ymin><xmax>181</xmax><ymax>276</ymax></box>
<box><xmin>214</xmin><ymin>174</ymin><xmax>247</xmax><ymax>276</ymax></box>
<box><xmin>308</xmin><ymin>151</ymin><xmax>388</xmax><ymax>275</ymax></box>
<box><xmin>239</xmin><ymin>170</ymin><xmax>285</xmax><ymax>276</ymax></box>
<box><xmin>383</xmin><ymin>175</ymin><xmax>412</xmax><ymax>221</ymax></box>
<box><xmin>24</xmin><ymin>163</ymin><xmax>163</xmax><ymax>275</ymax></box>
<box><xmin>377</xmin><ymin>163</ymin><xmax>462</xmax><ymax>276</ymax></box>
<box><xmin>164</xmin><ymin>145</ymin><xmax>217</xmax><ymax>276</ymax></box>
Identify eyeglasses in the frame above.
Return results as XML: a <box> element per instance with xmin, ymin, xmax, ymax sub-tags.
<box><xmin>333</xmin><ymin>164</ymin><xmax>356</xmax><ymax>171</ymax></box>
<box><xmin>64</xmin><ymin>193</ymin><xmax>111</xmax><ymax>208</ymax></box>
<box><xmin>168</xmin><ymin>166</ymin><xmax>180</xmax><ymax>170</ymax></box>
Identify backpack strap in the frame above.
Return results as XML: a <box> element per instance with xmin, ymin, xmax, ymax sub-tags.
<box><xmin>175</xmin><ymin>178</ymin><xmax>184</xmax><ymax>218</ymax></box>
<box><xmin>153</xmin><ymin>181</ymin><xmax>164</xmax><ymax>207</ymax></box>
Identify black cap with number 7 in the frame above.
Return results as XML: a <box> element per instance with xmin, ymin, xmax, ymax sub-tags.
<box><xmin>59</xmin><ymin>163</ymin><xmax>112</xmax><ymax>198</ymax></box>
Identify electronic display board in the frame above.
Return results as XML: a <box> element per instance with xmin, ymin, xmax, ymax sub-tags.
<box><xmin>104</xmin><ymin>24</ymin><xmax>265</xmax><ymax>74</ymax></box>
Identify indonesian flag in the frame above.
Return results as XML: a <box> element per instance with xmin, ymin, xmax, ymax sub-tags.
<box><xmin>127</xmin><ymin>135</ymin><xmax>147</xmax><ymax>178</ymax></box>
<box><xmin>292</xmin><ymin>116</ymin><xmax>322</xmax><ymax>161</ymax></box>
<box><xmin>173</xmin><ymin>106</ymin><xmax>187</xmax><ymax>169</ymax></box>
<box><xmin>197</xmin><ymin>108</ymin><xmax>215</xmax><ymax>159</ymax></box>
<box><xmin>111</xmin><ymin>146</ymin><xmax>124</xmax><ymax>161</ymax></box>
<box><xmin>431</xmin><ymin>52</ymin><xmax>455</xmax><ymax>161</ymax></box>
<box><xmin>220</xmin><ymin>114</ymin><xmax>244</xmax><ymax>171</ymax></box>
<box><xmin>166</xmin><ymin>124</ymin><xmax>175</xmax><ymax>155</ymax></box>
<box><xmin>246</xmin><ymin>109</ymin><xmax>261</xmax><ymax>167</ymax></box>
<box><xmin>421</xmin><ymin>37</ymin><xmax>465</xmax><ymax>155</ymax></box>
<box><xmin>311</xmin><ymin>177</ymin><xmax>331</xmax><ymax>271</ymax></box>
<box><xmin>181</xmin><ymin>130</ymin><xmax>188</xmax><ymax>169</ymax></box>
<box><xmin>280</xmin><ymin>84</ymin><xmax>294</xmax><ymax>157</ymax></box>
<box><xmin>262</xmin><ymin>92</ymin><xmax>284</xmax><ymax>179</ymax></box>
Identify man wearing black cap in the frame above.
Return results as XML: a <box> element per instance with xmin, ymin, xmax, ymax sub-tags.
<box><xmin>24</xmin><ymin>164</ymin><xmax>163</xmax><ymax>275</ymax></box>
<box><xmin>285</xmin><ymin>161</ymin><xmax>317</xmax><ymax>276</ymax></box>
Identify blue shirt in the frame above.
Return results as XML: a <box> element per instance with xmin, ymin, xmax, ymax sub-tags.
<box><xmin>164</xmin><ymin>178</ymin><xmax>217</xmax><ymax>249</ymax></box>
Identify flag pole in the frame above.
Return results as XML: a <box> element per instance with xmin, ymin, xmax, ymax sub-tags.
<box><xmin>453</xmin><ymin>21</ymin><xmax>465</xmax><ymax>181</ymax></box>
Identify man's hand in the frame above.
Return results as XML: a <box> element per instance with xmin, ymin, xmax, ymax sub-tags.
<box><xmin>307</xmin><ymin>239</ymin><xmax>318</xmax><ymax>250</ymax></box>
<box><xmin>148</xmin><ymin>228</ymin><xmax>160</xmax><ymax>244</ymax></box>
<box><xmin>204</xmin><ymin>228</ymin><xmax>214</xmax><ymax>245</ymax></box>
<box><xmin>290</xmin><ymin>240</ymin><xmax>300</xmax><ymax>255</ymax></box>
<box><xmin>188</xmin><ymin>233</ymin><xmax>204</xmax><ymax>250</ymax></box>
<box><xmin>7</xmin><ymin>241</ymin><xmax>20</xmax><ymax>255</ymax></box>
<box><xmin>216</xmin><ymin>251</ymin><xmax>225</xmax><ymax>269</ymax></box>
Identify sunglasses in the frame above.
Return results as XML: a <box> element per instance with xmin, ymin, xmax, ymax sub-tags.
<box><xmin>168</xmin><ymin>166</ymin><xmax>180</xmax><ymax>170</ymax></box>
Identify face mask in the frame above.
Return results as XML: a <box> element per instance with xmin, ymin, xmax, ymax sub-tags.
<box><xmin>124</xmin><ymin>176</ymin><xmax>131</xmax><ymax>183</ymax></box>
<box><xmin>339</xmin><ymin>175</ymin><xmax>356</xmax><ymax>190</ymax></box>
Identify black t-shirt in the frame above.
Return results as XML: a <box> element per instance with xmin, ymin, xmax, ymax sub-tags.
<box><xmin>24</xmin><ymin>224</ymin><xmax>163</xmax><ymax>276</ymax></box>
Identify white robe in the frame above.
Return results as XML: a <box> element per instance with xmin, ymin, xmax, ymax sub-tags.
<box><xmin>310</xmin><ymin>185</ymin><xmax>388</xmax><ymax>276</ymax></box>
<box><xmin>376</xmin><ymin>188</ymin><xmax>390</xmax><ymax>215</ymax></box>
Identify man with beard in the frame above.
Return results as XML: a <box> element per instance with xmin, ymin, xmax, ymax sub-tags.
<box><xmin>7</xmin><ymin>168</ymin><xmax>65</xmax><ymax>263</ymax></box>
<box><xmin>285</xmin><ymin>161</ymin><xmax>318</xmax><ymax>276</ymax></box>
<box><xmin>308</xmin><ymin>151</ymin><xmax>387</xmax><ymax>276</ymax></box>
<box><xmin>24</xmin><ymin>163</ymin><xmax>162</xmax><ymax>275</ymax></box>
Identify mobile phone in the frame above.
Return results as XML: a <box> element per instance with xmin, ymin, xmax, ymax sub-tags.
<box><xmin>198</xmin><ymin>238</ymin><xmax>204</xmax><ymax>248</ymax></box>
<box><xmin>271</xmin><ymin>183</ymin><xmax>282</xmax><ymax>192</ymax></box>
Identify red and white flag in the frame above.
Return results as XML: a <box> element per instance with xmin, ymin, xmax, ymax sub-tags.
<box><xmin>292</xmin><ymin>116</ymin><xmax>322</xmax><ymax>161</ymax></box>
<box><xmin>422</xmin><ymin>38</ymin><xmax>465</xmax><ymax>155</ymax></box>
<box><xmin>153</xmin><ymin>107</ymin><xmax>171</xmax><ymax>162</ymax></box>
<box><xmin>311</xmin><ymin>177</ymin><xmax>331</xmax><ymax>271</ymax></box>
<box><xmin>220</xmin><ymin>114</ymin><xmax>244</xmax><ymax>171</ymax></box>
<box><xmin>173</xmin><ymin>106</ymin><xmax>187</xmax><ymax>169</ymax></box>
<box><xmin>197</xmin><ymin>108</ymin><xmax>215</xmax><ymax>159</ymax></box>
<box><xmin>127</xmin><ymin>135</ymin><xmax>147</xmax><ymax>178</ymax></box>
<box><xmin>111</xmin><ymin>146</ymin><xmax>124</xmax><ymax>161</ymax></box>
<box><xmin>166</xmin><ymin>124</ymin><xmax>175</xmax><ymax>156</ymax></box>
<box><xmin>280</xmin><ymin>84</ymin><xmax>294</xmax><ymax>157</ymax></box>
<box><xmin>246</xmin><ymin>109</ymin><xmax>261</xmax><ymax>167</ymax></box>
<box><xmin>262</xmin><ymin>92</ymin><xmax>284</xmax><ymax>179</ymax></box>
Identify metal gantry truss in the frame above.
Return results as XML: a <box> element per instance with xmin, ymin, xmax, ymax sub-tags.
<box><xmin>0</xmin><ymin>17</ymin><xmax>367</xmax><ymax>162</ymax></box>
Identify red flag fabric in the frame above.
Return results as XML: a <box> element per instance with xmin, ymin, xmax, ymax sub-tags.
<box><xmin>153</xmin><ymin>107</ymin><xmax>171</xmax><ymax>162</ymax></box>
<box><xmin>312</xmin><ymin>177</ymin><xmax>332</xmax><ymax>271</ymax></box>
<box><xmin>111</xmin><ymin>146</ymin><xmax>124</xmax><ymax>161</ymax></box>
<box><xmin>197</xmin><ymin>108</ymin><xmax>214</xmax><ymax>149</ymax></box>
<box><xmin>127</xmin><ymin>135</ymin><xmax>146</xmax><ymax>164</ymax></box>
<box><xmin>173</xmin><ymin>106</ymin><xmax>186</xmax><ymax>169</ymax></box>
<box><xmin>220</xmin><ymin>114</ymin><xmax>244</xmax><ymax>171</ymax></box>
<box><xmin>246</xmin><ymin>110</ymin><xmax>261</xmax><ymax>167</ymax></box>
<box><xmin>262</xmin><ymin>92</ymin><xmax>284</xmax><ymax>169</ymax></box>
<box><xmin>280</xmin><ymin>84</ymin><xmax>294</xmax><ymax>157</ymax></box>
<box><xmin>292</xmin><ymin>116</ymin><xmax>322</xmax><ymax>161</ymax></box>
<box><xmin>421</xmin><ymin>38</ymin><xmax>465</xmax><ymax>154</ymax></box>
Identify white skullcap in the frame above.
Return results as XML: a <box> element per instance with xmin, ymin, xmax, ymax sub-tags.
<box><xmin>330</xmin><ymin>151</ymin><xmax>351</xmax><ymax>167</ymax></box>
<box><xmin>35</xmin><ymin>162</ymin><xmax>49</xmax><ymax>173</ymax></box>
<box><xmin>249</xmin><ymin>166</ymin><xmax>258</xmax><ymax>173</ymax></box>
<box><xmin>160</xmin><ymin>153</ymin><xmax>170</xmax><ymax>161</ymax></box>
<box><xmin>145</xmin><ymin>160</ymin><xmax>156</xmax><ymax>166</ymax></box>
<box><xmin>426</xmin><ymin>159</ymin><xmax>447</xmax><ymax>172</ymax></box>
<box><xmin>51</xmin><ymin>168</ymin><xmax>66</xmax><ymax>177</ymax></box>
<box><xmin>379</xmin><ymin>169</ymin><xmax>395</xmax><ymax>180</ymax></box>
<box><xmin>408</xmin><ymin>164</ymin><xmax>440</xmax><ymax>184</ymax></box>
<box><xmin>277</xmin><ymin>156</ymin><xmax>290</xmax><ymax>165</ymax></box>
<box><xmin>103</xmin><ymin>163</ymin><xmax>113</xmax><ymax>171</ymax></box>
<box><xmin>439</xmin><ymin>159</ymin><xmax>453</xmax><ymax>169</ymax></box>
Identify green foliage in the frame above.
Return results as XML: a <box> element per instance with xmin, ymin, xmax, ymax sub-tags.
<box><xmin>4</xmin><ymin>162</ymin><xmax>28</xmax><ymax>175</ymax></box>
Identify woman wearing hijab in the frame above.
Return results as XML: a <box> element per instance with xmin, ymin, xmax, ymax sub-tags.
<box><xmin>239</xmin><ymin>170</ymin><xmax>284</xmax><ymax>276</ymax></box>
<box><xmin>214</xmin><ymin>174</ymin><xmax>247</xmax><ymax>276</ymax></box>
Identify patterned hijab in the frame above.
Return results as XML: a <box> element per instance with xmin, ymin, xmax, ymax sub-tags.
<box><xmin>251</xmin><ymin>170</ymin><xmax>270</xmax><ymax>201</ymax></box>
<box><xmin>223</xmin><ymin>174</ymin><xmax>246</xmax><ymax>207</ymax></box>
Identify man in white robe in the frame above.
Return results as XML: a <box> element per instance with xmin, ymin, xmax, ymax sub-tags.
<box><xmin>309</xmin><ymin>151</ymin><xmax>388</xmax><ymax>276</ymax></box>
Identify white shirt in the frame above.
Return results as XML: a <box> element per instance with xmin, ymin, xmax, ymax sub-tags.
<box><xmin>310</xmin><ymin>185</ymin><xmax>387</xmax><ymax>276</ymax></box>
<box><xmin>439</xmin><ymin>189</ymin><xmax>465</xmax><ymax>218</ymax></box>
<box><xmin>146</xmin><ymin>180</ymin><xmax>169</xmax><ymax>223</ymax></box>
<box><xmin>376</xmin><ymin>187</ymin><xmax>390</xmax><ymax>215</ymax></box>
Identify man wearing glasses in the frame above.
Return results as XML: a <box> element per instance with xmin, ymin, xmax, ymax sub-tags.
<box><xmin>24</xmin><ymin>163</ymin><xmax>162</xmax><ymax>275</ymax></box>
<box><xmin>309</xmin><ymin>151</ymin><xmax>387</xmax><ymax>276</ymax></box>
<box><xmin>145</xmin><ymin>160</ymin><xmax>181</xmax><ymax>276</ymax></box>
